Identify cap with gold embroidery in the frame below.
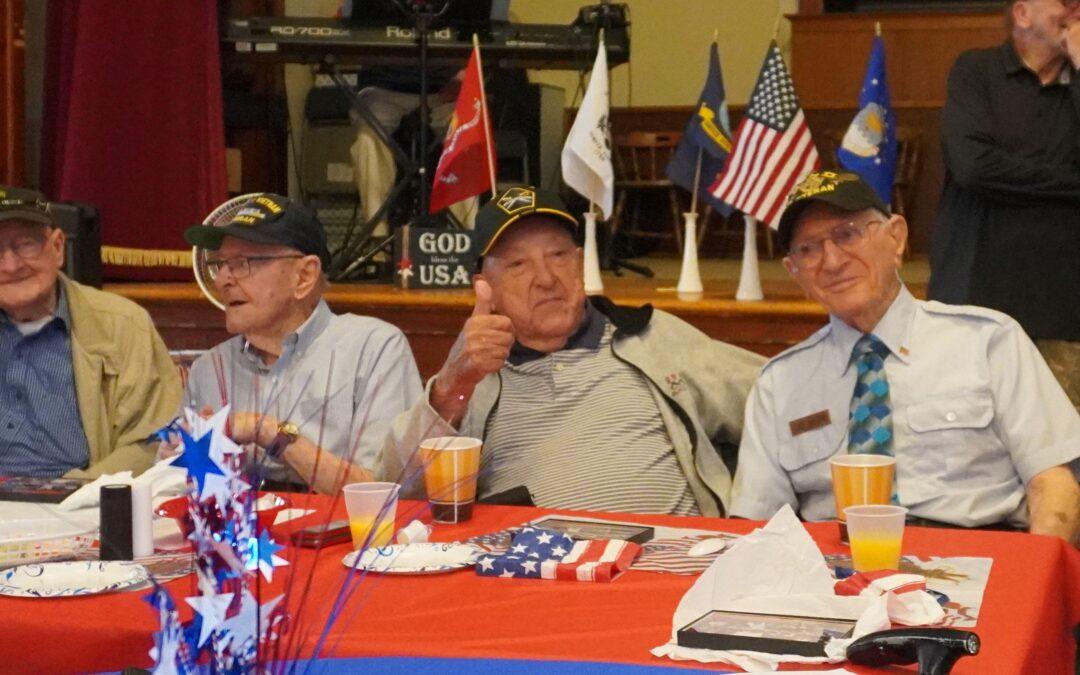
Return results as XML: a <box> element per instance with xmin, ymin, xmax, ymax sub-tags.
<box><xmin>0</xmin><ymin>185</ymin><xmax>52</xmax><ymax>227</ymax></box>
<box><xmin>184</xmin><ymin>193</ymin><xmax>330</xmax><ymax>269</ymax></box>
<box><xmin>473</xmin><ymin>185</ymin><xmax>579</xmax><ymax>269</ymax></box>
<box><xmin>777</xmin><ymin>170</ymin><xmax>890</xmax><ymax>253</ymax></box>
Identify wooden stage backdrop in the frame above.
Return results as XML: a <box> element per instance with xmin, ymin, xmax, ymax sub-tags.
<box><xmin>109</xmin><ymin>263</ymin><xmax>929</xmax><ymax>380</ymax></box>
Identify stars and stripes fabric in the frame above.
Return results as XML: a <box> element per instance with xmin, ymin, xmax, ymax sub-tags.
<box><xmin>561</xmin><ymin>40</ymin><xmax>615</xmax><ymax>219</ymax></box>
<box><xmin>708</xmin><ymin>41</ymin><xmax>819</xmax><ymax>229</ymax></box>
<box><xmin>429</xmin><ymin>43</ymin><xmax>496</xmax><ymax>214</ymax></box>
<box><xmin>474</xmin><ymin>527</ymin><xmax>641</xmax><ymax>582</ymax></box>
<box><xmin>837</xmin><ymin>35</ymin><xmax>897</xmax><ymax>206</ymax></box>
<box><xmin>665</xmin><ymin>42</ymin><xmax>735</xmax><ymax>217</ymax></box>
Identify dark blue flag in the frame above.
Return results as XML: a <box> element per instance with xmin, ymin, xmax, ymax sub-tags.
<box><xmin>837</xmin><ymin>35</ymin><xmax>897</xmax><ymax>206</ymax></box>
<box><xmin>666</xmin><ymin>43</ymin><xmax>734</xmax><ymax>216</ymax></box>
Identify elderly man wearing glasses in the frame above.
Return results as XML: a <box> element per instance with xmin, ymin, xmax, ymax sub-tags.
<box><xmin>181</xmin><ymin>193</ymin><xmax>421</xmax><ymax>494</ymax></box>
<box><xmin>0</xmin><ymin>186</ymin><xmax>180</xmax><ymax>479</ymax></box>
<box><xmin>730</xmin><ymin>171</ymin><xmax>1080</xmax><ymax>544</ymax></box>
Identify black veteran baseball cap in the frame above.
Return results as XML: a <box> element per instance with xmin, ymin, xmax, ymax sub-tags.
<box><xmin>184</xmin><ymin>193</ymin><xmax>331</xmax><ymax>269</ymax></box>
<box><xmin>0</xmin><ymin>186</ymin><xmax>53</xmax><ymax>227</ymax></box>
<box><xmin>473</xmin><ymin>185</ymin><xmax>579</xmax><ymax>268</ymax></box>
<box><xmin>777</xmin><ymin>170</ymin><xmax>890</xmax><ymax>253</ymax></box>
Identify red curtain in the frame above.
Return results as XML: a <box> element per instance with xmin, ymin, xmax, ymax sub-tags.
<box><xmin>42</xmin><ymin>0</ymin><xmax>226</xmax><ymax>281</ymax></box>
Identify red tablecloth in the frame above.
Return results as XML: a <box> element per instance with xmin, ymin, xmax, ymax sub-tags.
<box><xmin>1</xmin><ymin>498</ymin><xmax>1077</xmax><ymax>674</ymax></box>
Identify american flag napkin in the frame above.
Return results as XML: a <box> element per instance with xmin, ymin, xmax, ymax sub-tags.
<box><xmin>474</xmin><ymin>526</ymin><xmax>641</xmax><ymax>582</ymax></box>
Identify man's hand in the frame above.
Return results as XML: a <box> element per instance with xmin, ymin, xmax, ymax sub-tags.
<box><xmin>431</xmin><ymin>279</ymin><xmax>514</xmax><ymax>423</ymax></box>
<box><xmin>1026</xmin><ymin>465</ymin><xmax>1080</xmax><ymax>546</ymax></box>
<box><xmin>229</xmin><ymin>411</ymin><xmax>280</xmax><ymax>448</ymax></box>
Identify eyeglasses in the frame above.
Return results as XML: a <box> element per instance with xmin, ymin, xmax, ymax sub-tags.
<box><xmin>205</xmin><ymin>255</ymin><xmax>303</xmax><ymax>280</ymax></box>
<box><xmin>0</xmin><ymin>234</ymin><xmax>46</xmax><ymax>260</ymax></box>
<box><xmin>786</xmin><ymin>219</ymin><xmax>883</xmax><ymax>269</ymax></box>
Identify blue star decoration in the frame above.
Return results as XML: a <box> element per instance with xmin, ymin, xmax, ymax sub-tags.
<box><xmin>171</xmin><ymin>427</ymin><xmax>226</xmax><ymax>497</ymax></box>
<box><xmin>247</xmin><ymin>530</ymin><xmax>289</xmax><ymax>582</ymax></box>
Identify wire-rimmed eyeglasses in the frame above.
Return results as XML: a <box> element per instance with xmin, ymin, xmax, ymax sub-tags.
<box><xmin>0</xmin><ymin>233</ymin><xmax>46</xmax><ymax>260</ymax></box>
<box><xmin>786</xmin><ymin>219</ymin><xmax>884</xmax><ymax>269</ymax></box>
<box><xmin>205</xmin><ymin>255</ymin><xmax>303</xmax><ymax>280</ymax></box>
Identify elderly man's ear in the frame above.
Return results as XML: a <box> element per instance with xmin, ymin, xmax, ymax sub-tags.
<box><xmin>884</xmin><ymin>215</ymin><xmax>909</xmax><ymax>265</ymax></box>
<box><xmin>293</xmin><ymin>255</ymin><xmax>324</xmax><ymax>299</ymax></box>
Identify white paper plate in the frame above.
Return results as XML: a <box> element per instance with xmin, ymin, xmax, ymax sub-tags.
<box><xmin>342</xmin><ymin>543</ymin><xmax>479</xmax><ymax>575</ymax></box>
<box><xmin>0</xmin><ymin>561</ymin><xmax>150</xmax><ymax>598</ymax></box>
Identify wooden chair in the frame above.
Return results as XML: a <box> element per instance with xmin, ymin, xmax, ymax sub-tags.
<box><xmin>609</xmin><ymin>131</ymin><xmax>686</xmax><ymax>252</ymax></box>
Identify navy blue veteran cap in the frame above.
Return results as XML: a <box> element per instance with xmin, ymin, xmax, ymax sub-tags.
<box><xmin>776</xmin><ymin>170</ymin><xmax>890</xmax><ymax>253</ymax></box>
<box><xmin>0</xmin><ymin>185</ymin><xmax>53</xmax><ymax>226</ymax></box>
<box><xmin>473</xmin><ymin>186</ymin><xmax>579</xmax><ymax>266</ymax></box>
<box><xmin>184</xmin><ymin>193</ymin><xmax>331</xmax><ymax>269</ymax></box>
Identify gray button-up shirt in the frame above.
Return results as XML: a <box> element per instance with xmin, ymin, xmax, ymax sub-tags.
<box><xmin>732</xmin><ymin>286</ymin><xmax>1080</xmax><ymax>527</ymax></box>
<box><xmin>185</xmin><ymin>300</ymin><xmax>422</xmax><ymax>476</ymax></box>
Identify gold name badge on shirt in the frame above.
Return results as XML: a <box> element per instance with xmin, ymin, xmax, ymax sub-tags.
<box><xmin>789</xmin><ymin>410</ymin><xmax>832</xmax><ymax>436</ymax></box>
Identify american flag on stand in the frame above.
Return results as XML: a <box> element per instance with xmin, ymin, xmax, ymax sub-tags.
<box><xmin>709</xmin><ymin>41</ymin><xmax>819</xmax><ymax>229</ymax></box>
<box><xmin>474</xmin><ymin>527</ymin><xmax>640</xmax><ymax>582</ymax></box>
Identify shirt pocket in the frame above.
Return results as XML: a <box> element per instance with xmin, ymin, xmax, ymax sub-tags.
<box><xmin>778</xmin><ymin>424</ymin><xmax>846</xmax><ymax>497</ymax></box>
<box><xmin>905</xmin><ymin>392</ymin><xmax>994</xmax><ymax>478</ymax></box>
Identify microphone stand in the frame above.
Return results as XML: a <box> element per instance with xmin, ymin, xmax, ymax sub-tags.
<box><xmin>397</xmin><ymin>0</ymin><xmax>451</xmax><ymax>229</ymax></box>
<box><xmin>591</xmin><ymin>0</ymin><xmax>652</xmax><ymax>278</ymax></box>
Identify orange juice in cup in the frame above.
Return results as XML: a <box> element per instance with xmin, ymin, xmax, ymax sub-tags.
<box><xmin>419</xmin><ymin>437</ymin><xmax>482</xmax><ymax>523</ymax></box>
<box><xmin>830</xmin><ymin>454</ymin><xmax>896</xmax><ymax>543</ymax></box>
<box><xmin>845</xmin><ymin>504</ymin><xmax>908</xmax><ymax>571</ymax></box>
<box><xmin>342</xmin><ymin>482</ymin><xmax>399</xmax><ymax>549</ymax></box>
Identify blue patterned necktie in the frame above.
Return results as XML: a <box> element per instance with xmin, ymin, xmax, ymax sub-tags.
<box><xmin>847</xmin><ymin>334</ymin><xmax>893</xmax><ymax>456</ymax></box>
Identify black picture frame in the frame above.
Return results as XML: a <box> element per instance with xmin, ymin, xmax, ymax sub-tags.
<box><xmin>677</xmin><ymin>610</ymin><xmax>856</xmax><ymax>657</ymax></box>
<box><xmin>530</xmin><ymin>516</ymin><xmax>654</xmax><ymax>544</ymax></box>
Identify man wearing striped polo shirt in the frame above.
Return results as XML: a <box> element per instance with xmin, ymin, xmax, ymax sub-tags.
<box><xmin>379</xmin><ymin>186</ymin><xmax>764</xmax><ymax>516</ymax></box>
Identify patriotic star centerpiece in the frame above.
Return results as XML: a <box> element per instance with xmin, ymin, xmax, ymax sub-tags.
<box><xmin>147</xmin><ymin>406</ymin><xmax>289</xmax><ymax>674</ymax></box>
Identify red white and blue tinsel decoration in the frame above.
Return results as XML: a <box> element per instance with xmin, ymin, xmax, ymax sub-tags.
<box><xmin>147</xmin><ymin>406</ymin><xmax>289</xmax><ymax>674</ymax></box>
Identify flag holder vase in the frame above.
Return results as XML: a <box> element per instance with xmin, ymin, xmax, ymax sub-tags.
<box><xmin>735</xmin><ymin>215</ymin><xmax>764</xmax><ymax>301</ymax></box>
<box><xmin>676</xmin><ymin>212</ymin><xmax>704</xmax><ymax>301</ymax></box>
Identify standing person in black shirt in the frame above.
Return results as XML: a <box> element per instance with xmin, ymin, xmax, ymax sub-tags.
<box><xmin>929</xmin><ymin>0</ymin><xmax>1080</xmax><ymax>410</ymax></box>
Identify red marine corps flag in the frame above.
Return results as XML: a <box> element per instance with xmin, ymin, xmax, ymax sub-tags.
<box><xmin>429</xmin><ymin>38</ymin><xmax>497</xmax><ymax>214</ymax></box>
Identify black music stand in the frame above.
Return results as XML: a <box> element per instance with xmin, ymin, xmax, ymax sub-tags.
<box><xmin>331</xmin><ymin>0</ymin><xmax>494</xmax><ymax>279</ymax></box>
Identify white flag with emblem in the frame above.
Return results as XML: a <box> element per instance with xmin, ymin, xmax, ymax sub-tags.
<box><xmin>561</xmin><ymin>41</ymin><xmax>614</xmax><ymax>219</ymax></box>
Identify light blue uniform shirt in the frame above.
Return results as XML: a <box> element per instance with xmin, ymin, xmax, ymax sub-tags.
<box><xmin>0</xmin><ymin>284</ymin><xmax>91</xmax><ymax>477</ymax></box>
<box><xmin>185</xmin><ymin>300</ymin><xmax>422</xmax><ymax>477</ymax></box>
<box><xmin>731</xmin><ymin>286</ymin><xmax>1080</xmax><ymax>527</ymax></box>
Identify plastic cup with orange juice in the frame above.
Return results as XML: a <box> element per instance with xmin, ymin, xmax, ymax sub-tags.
<box><xmin>419</xmin><ymin>436</ymin><xmax>482</xmax><ymax>523</ymax></box>
<box><xmin>830</xmin><ymin>454</ymin><xmax>896</xmax><ymax>543</ymax></box>
<box><xmin>844</xmin><ymin>504</ymin><xmax>908</xmax><ymax>572</ymax></box>
<box><xmin>342</xmin><ymin>482</ymin><xmax>400</xmax><ymax>549</ymax></box>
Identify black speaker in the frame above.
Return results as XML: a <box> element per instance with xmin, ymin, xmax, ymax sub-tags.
<box><xmin>50</xmin><ymin>201</ymin><xmax>103</xmax><ymax>288</ymax></box>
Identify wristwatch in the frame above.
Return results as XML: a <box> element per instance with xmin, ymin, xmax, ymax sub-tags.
<box><xmin>265</xmin><ymin>421</ymin><xmax>299</xmax><ymax>460</ymax></box>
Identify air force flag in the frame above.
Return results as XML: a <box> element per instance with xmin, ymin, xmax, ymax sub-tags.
<box><xmin>837</xmin><ymin>35</ymin><xmax>897</xmax><ymax>206</ymax></box>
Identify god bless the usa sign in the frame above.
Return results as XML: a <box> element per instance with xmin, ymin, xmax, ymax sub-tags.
<box><xmin>394</xmin><ymin>226</ymin><xmax>476</xmax><ymax>289</ymax></box>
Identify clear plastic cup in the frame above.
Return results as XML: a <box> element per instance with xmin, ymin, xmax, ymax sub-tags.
<box><xmin>844</xmin><ymin>504</ymin><xmax>908</xmax><ymax>572</ymax></box>
<box><xmin>342</xmin><ymin>482</ymin><xmax>400</xmax><ymax>549</ymax></box>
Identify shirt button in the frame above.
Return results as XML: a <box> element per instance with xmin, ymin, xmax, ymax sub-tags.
<box><xmin>945</xmin><ymin>411</ymin><xmax>957</xmax><ymax>422</ymax></box>
<box><xmin>554</xmin><ymin>363</ymin><xmax>565</xmax><ymax>372</ymax></box>
<box><xmin>14</xmin><ymin>392</ymin><xmax>22</xmax><ymax>401</ymax></box>
<box><xmin>5</xmin><ymin>423</ymin><xmax>12</xmax><ymax>430</ymax></box>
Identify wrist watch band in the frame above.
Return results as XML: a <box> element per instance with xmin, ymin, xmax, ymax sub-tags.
<box><xmin>266</xmin><ymin>421</ymin><xmax>299</xmax><ymax>460</ymax></box>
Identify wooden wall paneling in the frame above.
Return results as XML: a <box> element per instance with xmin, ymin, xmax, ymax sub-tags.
<box><xmin>789</xmin><ymin>12</ymin><xmax>1003</xmax><ymax>108</ymax></box>
<box><xmin>1</xmin><ymin>0</ymin><xmax>25</xmax><ymax>184</ymax></box>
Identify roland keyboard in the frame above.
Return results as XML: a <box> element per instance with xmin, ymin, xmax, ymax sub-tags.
<box><xmin>222</xmin><ymin>17</ymin><xmax>629</xmax><ymax>70</ymax></box>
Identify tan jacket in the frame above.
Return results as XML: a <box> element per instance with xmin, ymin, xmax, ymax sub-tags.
<box><xmin>61</xmin><ymin>275</ymin><xmax>181</xmax><ymax>479</ymax></box>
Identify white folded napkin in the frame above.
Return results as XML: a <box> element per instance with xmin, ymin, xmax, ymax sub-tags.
<box><xmin>652</xmin><ymin>505</ymin><xmax>944</xmax><ymax>671</ymax></box>
<box><xmin>57</xmin><ymin>462</ymin><xmax>187</xmax><ymax>512</ymax></box>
